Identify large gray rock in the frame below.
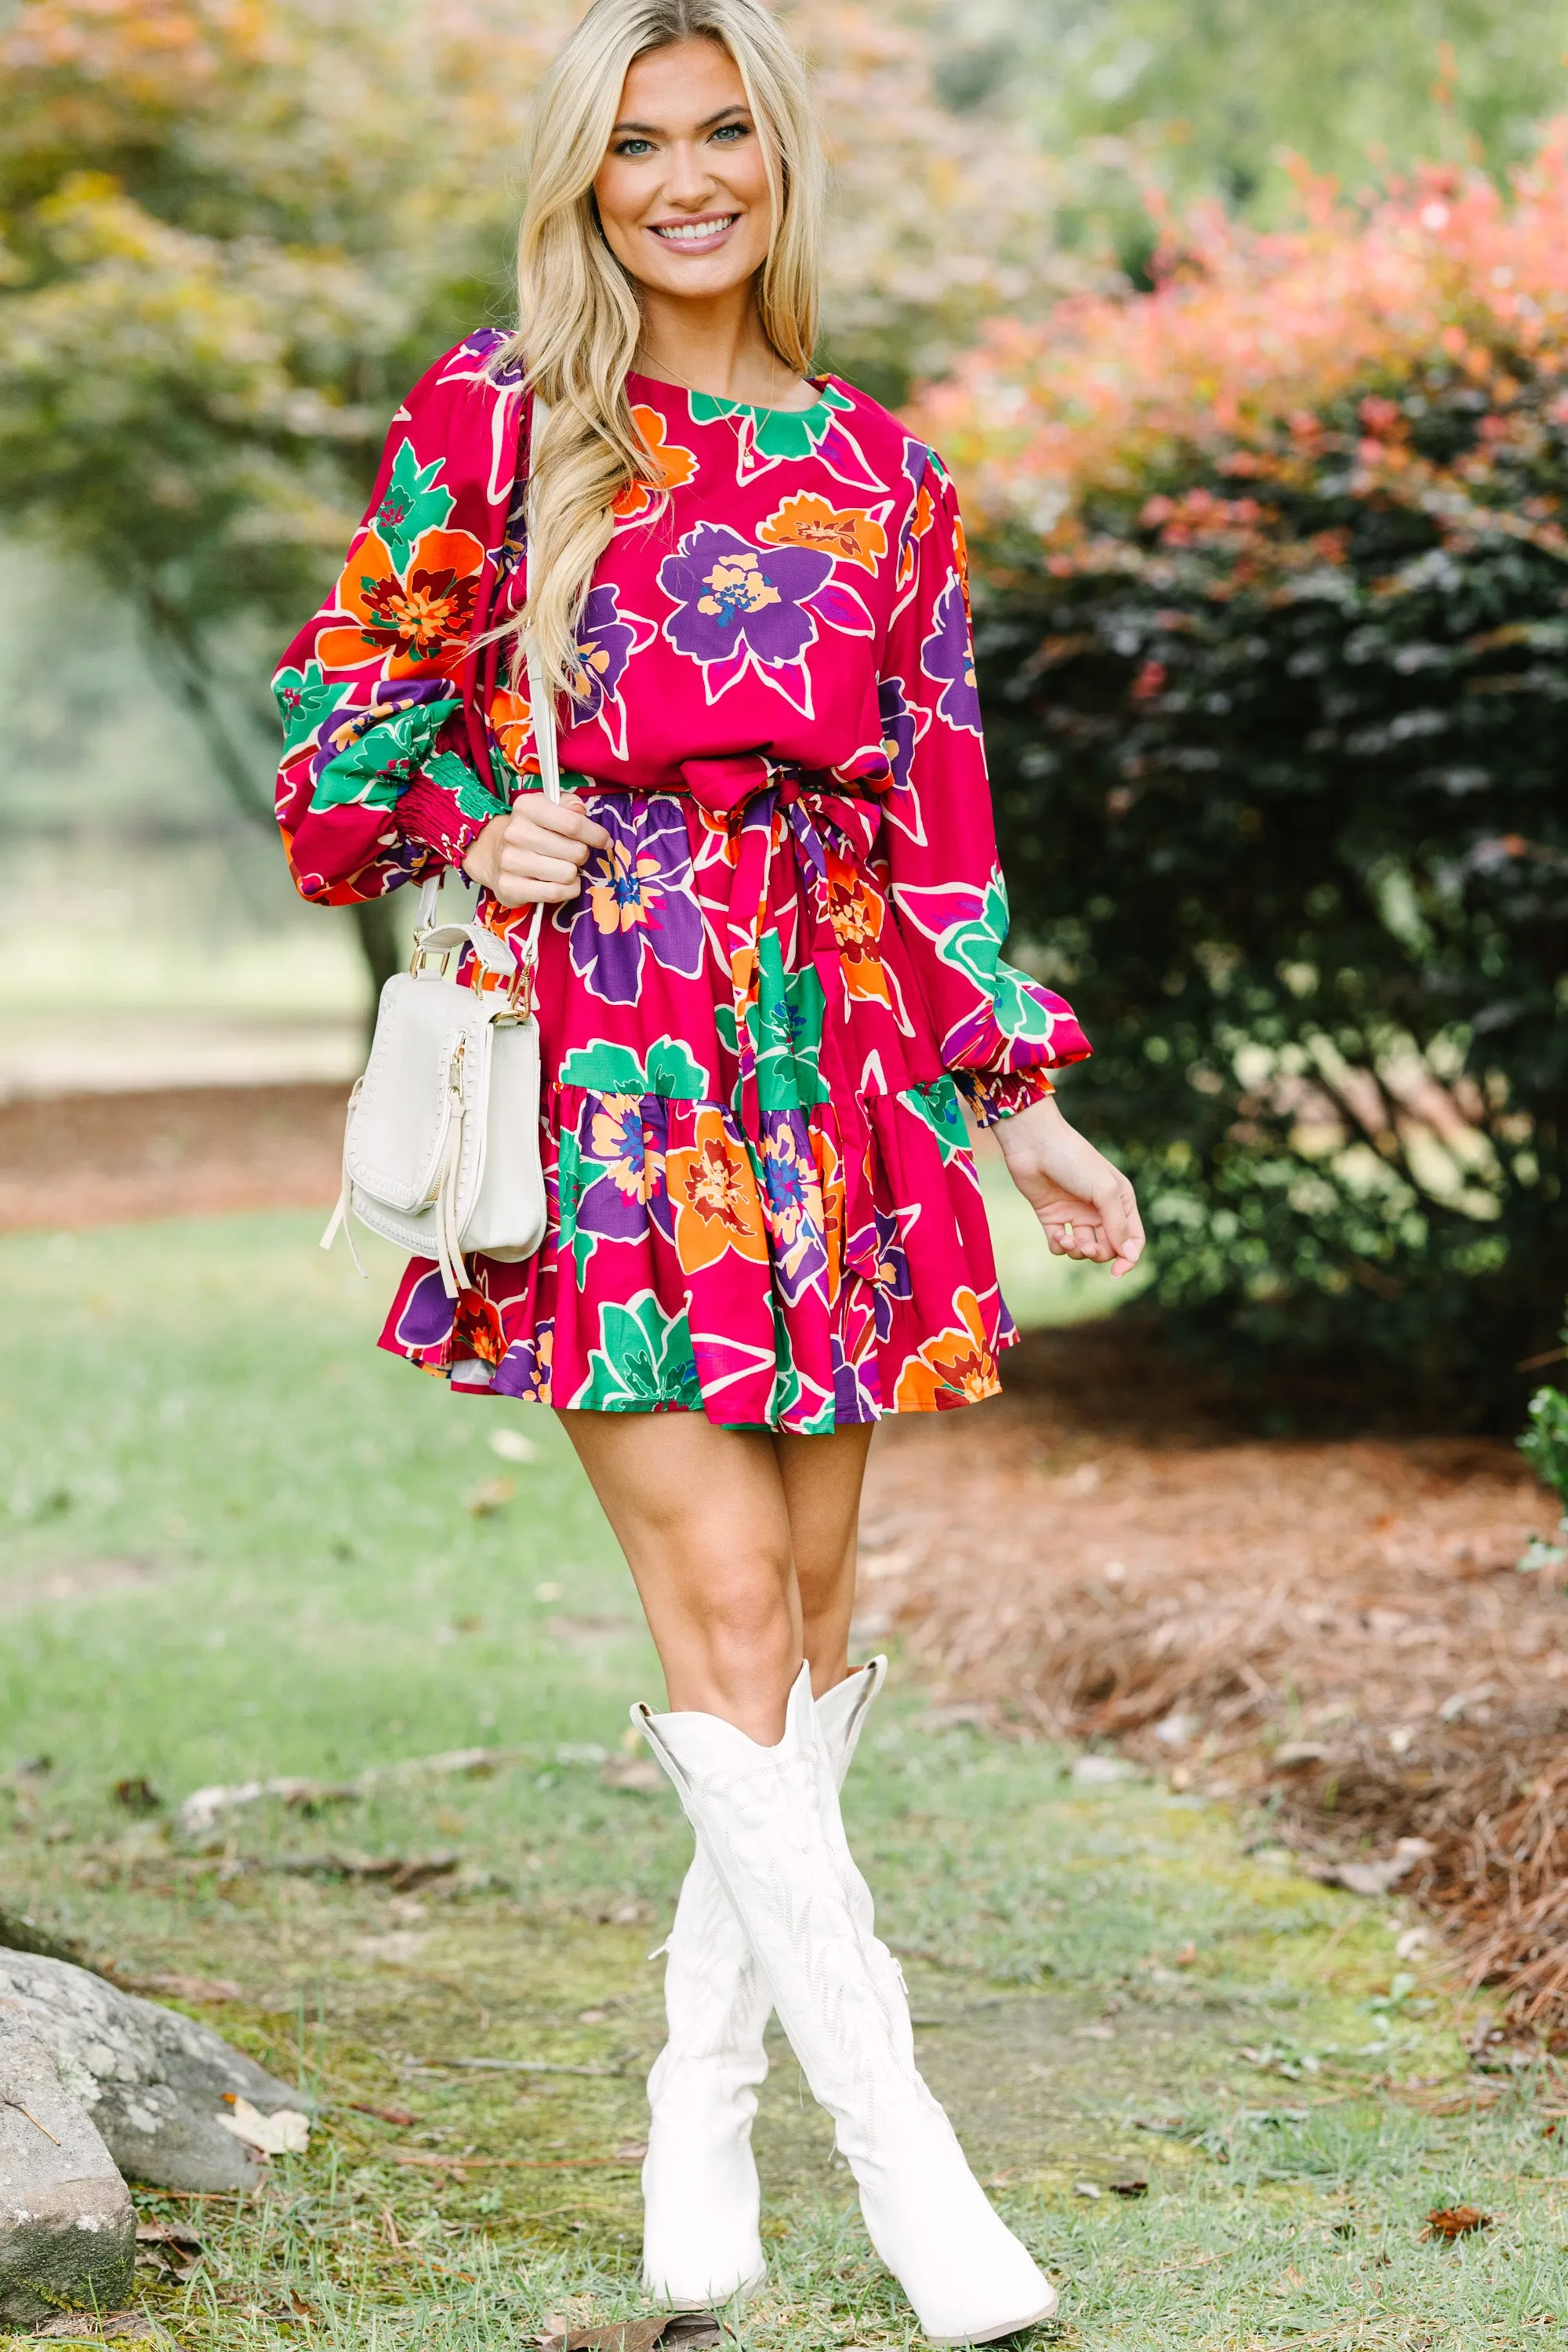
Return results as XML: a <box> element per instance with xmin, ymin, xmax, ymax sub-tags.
<box><xmin>0</xmin><ymin>2015</ymin><xmax>135</xmax><ymax>2328</ymax></box>
<box><xmin>0</xmin><ymin>1951</ymin><xmax>310</xmax><ymax>2191</ymax></box>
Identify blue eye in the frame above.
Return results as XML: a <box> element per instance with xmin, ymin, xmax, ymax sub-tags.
<box><xmin>712</xmin><ymin>122</ymin><xmax>748</xmax><ymax>143</ymax></box>
<box><xmin>615</xmin><ymin>137</ymin><xmax>655</xmax><ymax>157</ymax></box>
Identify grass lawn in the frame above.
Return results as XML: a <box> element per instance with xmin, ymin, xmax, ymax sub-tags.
<box><xmin>2</xmin><ymin>1213</ymin><xmax>1564</xmax><ymax>2349</ymax></box>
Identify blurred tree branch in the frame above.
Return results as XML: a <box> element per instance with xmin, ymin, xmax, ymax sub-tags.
<box><xmin>0</xmin><ymin>0</ymin><xmax>1095</xmax><ymax>1014</ymax></box>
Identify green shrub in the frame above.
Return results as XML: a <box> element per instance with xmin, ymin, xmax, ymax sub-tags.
<box><xmin>930</xmin><ymin>147</ymin><xmax>1568</xmax><ymax>1415</ymax></box>
<box><xmin>1519</xmin><ymin>1329</ymin><xmax>1568</xmax><ymax>1568</ymax></box>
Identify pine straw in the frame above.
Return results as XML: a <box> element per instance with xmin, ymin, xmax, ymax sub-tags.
<box><xmin>859</xmin><ymin>1327</ymin><xmax>1568</xmax><ymax>2036</ymax></box>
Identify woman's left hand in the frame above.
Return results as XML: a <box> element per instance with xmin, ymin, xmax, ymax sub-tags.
<box><xmin>993</xmin><ymin>1093</ymin><xmax>1145</xmax><ymax>1277</ymax></box>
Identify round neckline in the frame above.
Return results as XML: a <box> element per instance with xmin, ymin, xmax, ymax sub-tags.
<box><xmin>628</xmin><ymin>368</ymin><xmax>833</xmax><ymax>420</ymax></box>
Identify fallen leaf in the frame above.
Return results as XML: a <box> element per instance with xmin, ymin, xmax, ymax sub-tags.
<box><xmin>489</xmin><ymin>1428</ymin><xmax>536</xmax><ymax>1463</ymax></box>
<box><xmin>1174</xmin><ymin>1942</ymin><xmax>1197</xmax><ymax>1967</ymax></box>
<box><xmin>135</xmin><ymin>2218</ymin><xmax>203</xmax><ymax>2279</ymax></box>
<box><xmin>1424</xmin><ymin>2204</ymin><xmax>1492</xmax><ymax>2241</ymax></box>
<box><xmin>112</xmin><ymin>1776</ymin><xmax>162</xmax><ymax>1814</ymax></box>
<box><xmin>1109</xmin><ymin>2172</ymin><xmax>1149</xmax><ymax>2197</ymax></box>
<box><xmin>349</xmin><ymin>2100</ymin><xmax>416</xmax><ymax>2127</ymax></box>
<box><xmin>539</xmin><ymin>2317</ymin><xmax>722</xmax><ymax>2352</ymax></box>
<box><xmin>1269</xmin><ymin>2267</ymin><xmax>1306</xmax><ymax>2292</ymax></box>
<box><xmin>600</xmin><ymin>1757</ymin><xmax>662</xmax><ymax>1793</ymax></box>
<box><xmin>276</xmin><ymin>1848</ymin><xmax>459</xmax><ymax>1891</ymax></box>
<box><xmin>115</xmin><ymin>1970</ymin><xmax>242</xmax><ymax>2004</ymax></box>
<box><xmin>215</xmin><ymin>2096</ymin><xmax>310</xmax><ymax>2157</ymax></box>
<box><xmin>614</xmin><ymin>2140</ymin><xmax>648</xmax><ymax>2160</ymax></box>
<box><xmin>1072</xmin><ymin>2180</ymin><xmax>1102</xmax><ymax>2198</ymax></box>
<box><xmin>1311</xmin><ymin>1838</ymin><xmax>1436</xmax><ymax>1898</ymax></box>
<box><xmin>464</xmin><ymin>1476</ymin><xmax>515</xmax><ymax>1516</ymax></box>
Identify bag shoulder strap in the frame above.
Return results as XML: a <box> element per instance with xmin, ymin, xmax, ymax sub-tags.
<box><xmin>524</xmin><ymin>390</ymin><xmax>561</xmax><ymax>807</ymax></box>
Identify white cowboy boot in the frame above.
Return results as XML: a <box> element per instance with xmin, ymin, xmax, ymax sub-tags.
<box><xmin>637</xmin><ymin>1665</ymin><xmax>1058</xmax><ymax>2347</ymax></box>
<box><xmin>641</xmin><ymin>1660</ymin><xmax>887</xmax><ymax>2307</ymax></box>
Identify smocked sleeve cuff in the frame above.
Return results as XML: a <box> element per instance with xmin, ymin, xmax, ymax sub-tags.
<box><xmin>396</xmin><ymin>776</ymin><xmax>495</xmax><ymax>870</ymax></box>
<box><xmin>953</xmin><ymin>1067</ymin><xmax>1058</xmax><ymax>1127</ymax></box>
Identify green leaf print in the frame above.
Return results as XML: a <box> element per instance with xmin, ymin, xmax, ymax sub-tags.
<box><xmin>936</xmin><ymin>870</ymin><xmax>1057</xmax><ymax>1044</ymax></box>
<box><xmin>901</xmin><ymin>1075</ymin><xmax>968</xmax><ymax>1165</ymax></box>
<box><xmin>272</xmin><ymin>659</ymin><xmax>339</xmax><ymax>753</ymax></box>
<box><xmin>753</xmin><ymin>935</ymin><xmax>828</xmax><ymax>1112</ymax></box>
<box><xmin>556</xmin><ymin>1036</ymin><xmax>712</xmax><ymax>1101</ymax></box>
<box><xmin>688</xmin><ymin>380</ymin><xmax>852</xmax><ymax>463</ymax></box>
<box><xmin>574</xmin><ymin>1290</ymin><xmax>703</xmax><ymax>1413</ymax></box>
<box><xmin>307</xmin><ymin>695</ymin><xmax>463</xmax><ymax>811</ymax></box>
<box><xmin>423</xmin><ymin>747</ymin><xmax>510</xmax><ymax>824</ymax></box>
<box><xmin>554</xmin><ymin>1125</ymin><xmax>597</xmax><ymax>1284</ymax></box>
<box><xmin>373</xmin><ymin>439</ymin><xmax>455</xmax><ymax>572</ymax></box>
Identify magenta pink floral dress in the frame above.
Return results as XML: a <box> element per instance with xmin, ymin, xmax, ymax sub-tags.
<box><xmin>274</xmin><ymin>332</ymin><xmax>1089</xmax><ymax>1431</ymax></box>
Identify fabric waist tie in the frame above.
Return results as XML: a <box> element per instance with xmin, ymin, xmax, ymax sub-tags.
<box><xmin>581</xmin><ymin>757</ymin><xmax>890</xmax><ymax>1287</ymax></box>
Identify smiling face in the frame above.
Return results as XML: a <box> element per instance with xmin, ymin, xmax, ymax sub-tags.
<box><xmin>592</xmin><ymin>36</ymin><xmax>775</xmax><ymax>306</ymax></box>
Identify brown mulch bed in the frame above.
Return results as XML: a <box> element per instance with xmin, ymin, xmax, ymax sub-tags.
<box><xmin>0</xmin><ymin>1083</ymin><xmax>345</xmax><ymax>1232</ymax></box>
<box><xmin>860</xmin><ymin>1323</ymin><xmax>1568</xmax><ymax>2039</ymax></box>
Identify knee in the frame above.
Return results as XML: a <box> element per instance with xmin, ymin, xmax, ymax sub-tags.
<box><xmin>691</xmin><ymin>1551</ymin><xmax>795</xmax><ymax>1665</ymax></box>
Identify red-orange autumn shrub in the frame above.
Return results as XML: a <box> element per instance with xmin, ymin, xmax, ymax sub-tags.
<box><xmin>920</xmin><ymin>140</ymin><xmax>1568</xmax><ymax>1414</ymax></box>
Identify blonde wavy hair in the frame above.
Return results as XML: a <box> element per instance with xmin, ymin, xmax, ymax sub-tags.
<box><xmin>493</xmin><ymin>0</ymin><xmax>825</xmax><ymax>697</ymax></box>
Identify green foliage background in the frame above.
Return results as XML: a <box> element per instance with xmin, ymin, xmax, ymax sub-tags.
<box><xmin>974</xmin><ymin>336</ymin><xmax>1568</xmax><ymax>1417</ymax></box>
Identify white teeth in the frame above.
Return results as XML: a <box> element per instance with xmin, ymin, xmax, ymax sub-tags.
<box><xmin>652</xmin><ymin>216</ymin><xmax>735</xmax><ymax>243</ymax></box>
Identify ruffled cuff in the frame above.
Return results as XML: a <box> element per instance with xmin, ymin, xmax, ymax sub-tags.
<box><xmin>953</xmin><ymin>1066</ymin><xmax>1057</xmax><ymax>1127</ymax></box>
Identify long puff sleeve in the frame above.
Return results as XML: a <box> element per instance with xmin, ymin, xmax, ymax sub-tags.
<box><xmin>271</xmin><ymin>336</ymin><xmax>521</xmax><ymax>906</ymax></box>
<box><xmin>880</xmin><ymin>449</ymin><xmax>1091</xmax><ymax>1120</ymax></box>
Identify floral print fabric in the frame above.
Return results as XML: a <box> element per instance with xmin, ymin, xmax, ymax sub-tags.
<box><xmin>274</xmin><ymin>332</ymin><xmax>1091</xmax><ymax>1429</ymax></box>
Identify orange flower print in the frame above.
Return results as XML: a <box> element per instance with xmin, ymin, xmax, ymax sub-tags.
<box><xmin>614</xmin><ymin>405</ymin><xmax>699</xmax><ymax>522</ymax></box>
<box><xmin>318</xmin><ymin>526</ymin><xmax>485</xmax><ymax>677</ymax></box>
<box><xmin>759</xmin><ymin>493</ymin><xmax>888</xmax><ymax>575</ymax></box>
<box><xmin>896</xmin><ymin>476</ymin><xmax>936</xmax><ymax>590</ymax></box>
<box><xmin>666</xmin><ymin>1108</ymin><xmax>771</xmax><ymax>1274</ymax></box>
<box><xmin>587</xmin><ymin>837</ymin><xmax>664</xmax><ymax>937</ymax></box>
<box><xmin>825</xmin><ymin>844</ymin><xmax>892</xmax><ymax>1010</ymax></box>
<box><xmin>893</xmin><ymin>1288</ymin><xmax>1000</xmax><ymax>1411</ymax></box>
<box><xmin>488</xmin><ymin>684</ymin><xmax>534</xmax><ymax>774</ymax></box>
<box><xmin>951</xmin><ymin>505</ymin><xmax>973</xmax><ymax>616</ymax></box>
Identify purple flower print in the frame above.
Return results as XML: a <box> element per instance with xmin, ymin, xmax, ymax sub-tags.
<box><xmin>563</xmin><ymin>794</ymin><xmax>706</xmax><ymax>1006</ymax></box>
<box><xmin>394</xmin><ymin>1266</ymin><xmax>457</xmax><ymax>1351</ymax></box>
<box><xmin>921</xmin><ymin>576</ymin><xmax>982</xmax><ymax>735</ymax></box>
<box><xmin>659</xmin><ymin>525</ymin><xmax>832</xmax><ymax>669</ymax></box>
<box><xmin>869</xmin><ymin>1203</ymin><xmax>913</xmax><ymax>1343</ymax></box>
<box><xmin>574</xmin><ymin>1091</ymin><xmax>667</xmax><ymax>1243</ymax></box>
<box><xmin>492</xmin><ymin>1321</ymin><xmax>552</xmax><ymax>1401</ymax></box>
<box><xmin>568</xmin><ymin>584</ymin><xmax>638</xmax><ymax>726</ymax></box>
<box><xmin>879</xmin><ymin>677</ymin><xmax>919</xmax><ymax>794</ymax></box>
<box><xmin>758</xmin><ymin>1111</ymin><xmax>827</xmax><ymax>1305</ymax></box>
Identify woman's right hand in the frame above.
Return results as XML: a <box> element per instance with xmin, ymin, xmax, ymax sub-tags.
<box><xmin>462</xmin><ymin>793</ymin><xmax>611</xmax><ymax>906</ymax></box>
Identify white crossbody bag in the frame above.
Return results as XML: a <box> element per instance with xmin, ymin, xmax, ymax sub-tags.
<box><xmin>321</xmin><ymin>397</ymin><xmax>559</xmax><ymax>1298</ymax></box>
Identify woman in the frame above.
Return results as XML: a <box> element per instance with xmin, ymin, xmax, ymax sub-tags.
<box><xmin>275</xmin><ymin>0</ymin><xmax>1143</xmax><ymax>2336</ymax></box>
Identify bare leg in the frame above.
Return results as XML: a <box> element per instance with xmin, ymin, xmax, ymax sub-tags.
<box><xmin>558</xmin><ymin>1412</ymin><xmax>873</xmax><ymax>1741</ymax></box>
<box><xmin>772</xmin><ymin>1426</ymin><xmax>870</xmax><ymax>1695</ymax></box>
